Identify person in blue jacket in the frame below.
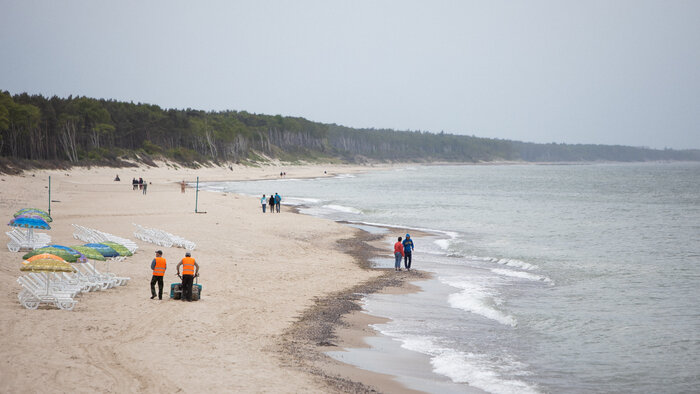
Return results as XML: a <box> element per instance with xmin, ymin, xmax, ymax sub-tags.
<box><xmin>402</xmin><ymin>233</ymin><xmax>415</xmax><ymax>271</ymax></box>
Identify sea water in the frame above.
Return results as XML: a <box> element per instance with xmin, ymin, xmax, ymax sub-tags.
<box><xmin>204</xmin><ymin>163</ymin><xmax>700</xmax><ymax>393</ymax></box>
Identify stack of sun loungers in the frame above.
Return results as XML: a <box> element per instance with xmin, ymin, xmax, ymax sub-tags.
<box><xmin>17</xmin><ymin>256</ymin><xmax>131</xmax><ymax>311</ymax></box>
<box><xmin>15</xmin><ymin>225</ymin><xmax>137</xmax><ymax>311</ymax></box>
<box><xmin>17</xmin><ymin>274</ymin><xmax>78</xmax><ymax>311</ymax></box>
<box><xmin>72</xmin><ymin>224</ymin><xmax>139</xmax><ymax>253</ymax></box>
<box><xmin>6</xmin><ymin>228</ymin><xmax>51</xmax><ymax>252</ymax></box>
<box><xmin>133</xmin><ymin>224</ymin><xmax>196</xmax><ymax>250</ymax></box>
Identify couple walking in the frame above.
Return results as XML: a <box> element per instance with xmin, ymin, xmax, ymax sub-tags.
<box><xmin>394</xmin><ymin>234</ymin><xmax>415</xmax><ymax>271</ymax></box>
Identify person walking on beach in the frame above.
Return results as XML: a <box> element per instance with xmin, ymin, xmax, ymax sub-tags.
<box><xmin>150</xmin><ymin>250</ymin><xmax>166</xmax><ymax>300</ymax></box>
<box><xmin>132</xmin><ymin>178</ymin><xmax>138</xmax><ymax>190</ymax></box>
<box><xmin>180</xmin><ymin>180</ymin><xmax>186</xmax><ymax>193</ymax></box>
<box><xmin>139</xmin><ymin>177</ymin><xmax>143</xmax><ymax>190</ymax></box>
<box><xmin>274</xmin><ymin>193</ymin><xmax>281</xmax><ymax>213</ymax></box>
<box><xmin>261</xmin><ymin>194</ymin><xmax>267</xmax><ymax>213</ymax></box>
<box><xmin>176</xmin><ymin>252</ymin><xmax>199</xmax><ymax>302</ymax></box>
<box><xmin>403</xmin><ymin>234</ymin><xmax>415</xmax><ymax>271</ymax></box>
<box><xmin>142</xmin><ymin>181</ymin><xmax>148</xmax><ymax>195</ymax></box>
<box><xmin>269</xmin><ymin>193</ymin><xmax>275</xmax><ymax>213</ymax></box>
<box><xmin>394</xmin><ymin>236</ymin><xmax>405</xmax><ymax>271</ymax></box>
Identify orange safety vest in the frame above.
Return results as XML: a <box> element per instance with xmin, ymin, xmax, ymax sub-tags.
<box><xmin>181</xmin><ymin>257</ymin><xmax>196</xmax><ymax>276</ymax></box>
<box><xmin>152</xmin><ymin>257</ymin><xmax>166</xmax><ymax>276</ymax></box>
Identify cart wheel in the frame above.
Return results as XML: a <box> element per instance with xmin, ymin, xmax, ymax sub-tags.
<box><xmin>8</xmin><ymin>243</ymin><xmax>20</xmax><ymax>253</ymax></box>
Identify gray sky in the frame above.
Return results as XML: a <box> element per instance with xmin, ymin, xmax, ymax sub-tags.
<box><xmin>1</xmin><ymin>0</ymin><xmax>699</xmax><ymax>149</ymax></box>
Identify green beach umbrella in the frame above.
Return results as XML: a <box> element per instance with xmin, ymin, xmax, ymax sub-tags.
<box><xmin>100</xmin><ymin>241</ymin><xmax>132</xmax><ymax>257</ymax></box>
<box><xmin>23</xmin><ymin>247</ymin><xmax>80</xmax><ymax>263</ymax></box>
<box><xmin>14</xmin><ymin>208</ymin><xmax>52</xmax><ymax>222</ymax></box>
<box><xmin>69</xmin><ymin>245</ymin><xmax>107</xmax><ymax>261</ymax></box>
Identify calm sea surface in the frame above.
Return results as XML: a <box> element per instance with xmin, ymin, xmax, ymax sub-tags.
<box><xmin>204</xmin><ymin>163</ymin><xmax>700</xmax><ymax>393</ymax></box>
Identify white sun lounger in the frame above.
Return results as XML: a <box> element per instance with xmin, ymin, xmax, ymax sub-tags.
<box><xmin>71</xmin><ymin>224</ymin><xmax>139</xmax><ymax>254</ymax></box>
<box><xmin>133</xmin><ymin>224</ymin><xmax>196</xmax><ymax>250</ymax></box>
<box><xmin>6</xmin><ymin>229</ymin><xmax>51</xmax><ymax>252</ymax></box>
<box><xmin>17</xmin><ymin>275</ymin><xmax>78</xmax><ymax>311</ymax></box>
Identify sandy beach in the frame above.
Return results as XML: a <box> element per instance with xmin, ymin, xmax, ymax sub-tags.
<box><xmin>0</xmin><ymin>161</ymin><xmax>420</xmax><ymax>393</ymax></box>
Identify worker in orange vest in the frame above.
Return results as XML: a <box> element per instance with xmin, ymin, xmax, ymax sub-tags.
<box><xmin>176</xmin><ymin>252</ymin><xmax>199</xmax><ymax>301</ymax></box>
<box><xmin>150</xmin><ymin>250</ymin><xmax>167</xmax><ymax>300</ymax></box>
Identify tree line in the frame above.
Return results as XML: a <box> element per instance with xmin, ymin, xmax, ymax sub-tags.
<box><xmin>1</xmin><ymin>91</ymin><xmax>698</xmax><ymax>167</ymax></box>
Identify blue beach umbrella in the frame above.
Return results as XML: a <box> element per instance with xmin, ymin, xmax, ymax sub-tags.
<box><xmin>49</xmin><ymin>245</ymin><xmax>88</xmax><ymax>264</ymax></box>
<box><xmin>8</xmin><ymin>217</ymin><xmax>51</xmax><ymax>229</ymax></box>
<box><xmin>84</xmin><ymin>243</ymin><xmax>120</xmax><ymax>258</ymax></box>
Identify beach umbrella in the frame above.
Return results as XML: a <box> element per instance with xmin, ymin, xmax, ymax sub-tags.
<box><xmin>23</xmin><ymin>247</ymin><xmax>80</xmax><ymax>263</ymax></box>
<box><xmin>70</xmin><ymin>245</ymin><xmax>106</xmax><ymax>261</ymax></box>
<box><xmin>99</xmin><ymin>241</ymin><xmax>132</xmax><ymax>257</ymax></box>
<box><xmin>8</xmin><ymin>216</ymin><xmax>51</xmax><ymax>229</ymax></box>
<box><xmin>14</xmin><ymin>208</ymin><xmax>52</xmax><ymax>222</ymax></box>
<box><xmin>48</xmin><ymin>245</ymin><xmax>88</xmax><ymax>264</ymax></box>
<box><xmin>84</xmin><ymin>243</ymin><xmax>122</xmax><ymax>274</ymax></box>
<box><xmin>14</xmin><ymin>213</ymin><xmax>47</xmax><ymax>221</ymax></box>
<box><xmin>23</xmin><ymin>253</ymin><xmax>67</xmax><ymax>264</ymax></box>
<box><xmin>20</xmin><ymin>258</ymin><xmax>76</xmax><ymax>296</ymax></box>
<box><xmin>84</xmin><ymin>243</ymin><xmax>120</xmax><ymax>258</ymax></box>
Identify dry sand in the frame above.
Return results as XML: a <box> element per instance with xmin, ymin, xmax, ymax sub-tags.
<box><xmin>0</xmin><ymin>162</ymin><xmax>421</xmax><ymax>393</ymax></box>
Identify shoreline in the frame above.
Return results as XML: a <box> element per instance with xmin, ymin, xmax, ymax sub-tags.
<box><xmin>279</xmin><ymin>227</ymin><xmax>431</xmax><ymax>393</ymax></box>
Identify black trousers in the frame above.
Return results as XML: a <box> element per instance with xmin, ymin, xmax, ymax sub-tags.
<box><xmin>404</xmin><ymin>252</ymin><xmax>412</xmax><ymax>269</ymax></box>
<box><xmin>182</xmin><ymin>274</ymin><xmax>194</xmax><ymax>301</ymax></box>
<box><xmin>150</xmin><ymin>275</ymin><xmax>164</xmax><ymax>299</ymax></box>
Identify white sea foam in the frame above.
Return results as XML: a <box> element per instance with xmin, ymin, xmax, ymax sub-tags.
<box><xmin>444</xmin><ymin>280</ymin><xmax>517</xmax><ymax>327</ymax></box>
<box><xmin>333</xmin><ymin>173</ymin><xmax>356</xmax><ymax>178</ymax></box>
<box><xmin>434</xmin><ymin>238</ymin><xmax>451</xmax><ymax>251</ymax></box>
<box><xmin>384</xmin><ymin>334</ymin><xmax>540</xmax><ymax>394</ymax></box>
<box><xmin>469</xmin><ymin>256</ymin><xmax>539</xmax><ymax>271</ymax></box>
<box><xmin>491</xmin><ymin>268</ymin><xmax>552</xmax><ymax>283</ymax></box>
<box><xmin>322</xmin><ymin>204</ymin><xmax>362</xmax><ymax>214</ymax></box>
<box><xmin>283</xmin><ymin>197</ymin><xmax>322</xmax><ymax>206</ymax></box>
<box><xmin>431</xmin><ymin>351</ymin><xmax>540</xmax><ymax>394</ymax></box>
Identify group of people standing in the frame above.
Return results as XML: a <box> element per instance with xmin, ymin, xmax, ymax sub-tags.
<box><xmin>261</xmin><ymin>193</ymin><xmax>282</xmax><ymax>213</ymax></box>
<box><xmin>132</xmin><ymin>177</ymin><xmax>148</xmax><ymax>194</ymax></box>
<box><xmin>394</xmin><ymin>234</ymin><xmax>415</xmax><ymax>271</ymax></box>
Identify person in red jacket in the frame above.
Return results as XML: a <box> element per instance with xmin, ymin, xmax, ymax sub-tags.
<box><xmin>394</xmin><ymin>236</ymin><xmax>405</xmax><ymax>271</ymax></box>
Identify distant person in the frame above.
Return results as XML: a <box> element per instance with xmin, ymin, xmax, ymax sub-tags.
<box><xmin>280</xmin><ymin>171</ymin><xmax>283</xmax><ymax>177</ymax></box>
<box><xmin>269</xmin><ymin>193</ymin><xmax>275</xmax><ymax>213</ymax></box>
<box><xmin>114</xmin><ymin>174</ymin><xmax>120</xmax><ymax>181</ymax></box>
<box><xmin>261</xmin><ymin>194</ymin><xmax>267</xmax><ymax>213</ymax></box>
<box><xmin>403</xmin><ymin>233</ymin><xmax>415</xmax><ymax>271</ymax></box>
<box><xmin>139</xmin><ymin>177</ymin><xmax>144</xmax><ymax>190</ymax></box>
<box><xmin>132</xmin><ymin>178</ymin><xmax>138</xmax><ymax>190</ymax></box>
<box><xmin>176</xmin><ymin>252</ymin><xmax>199</xmax><ymax>302</ymax></box>
<box><xmin>142</xmin><ymin>181</ymin><xmax>148</xmax><ymax>195</ymax></box>
<box><xmin>394</xmin><ymin>236</ymin><xmax>405</xmax><ymax>271</ymax></box>
<box><xmin>150</xmin><ymin>250</ymin><xmax>166</xmax><ymax>300</ymax></box>
<box><xmin>180</xmin><ymin>180</ymin><xmax>186</xmax><ymax>193</ymax></box>
<box><xmin>274</xmin><ymin>193</ymin><xmax>281</xmax><ymax>213</ymax></box>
